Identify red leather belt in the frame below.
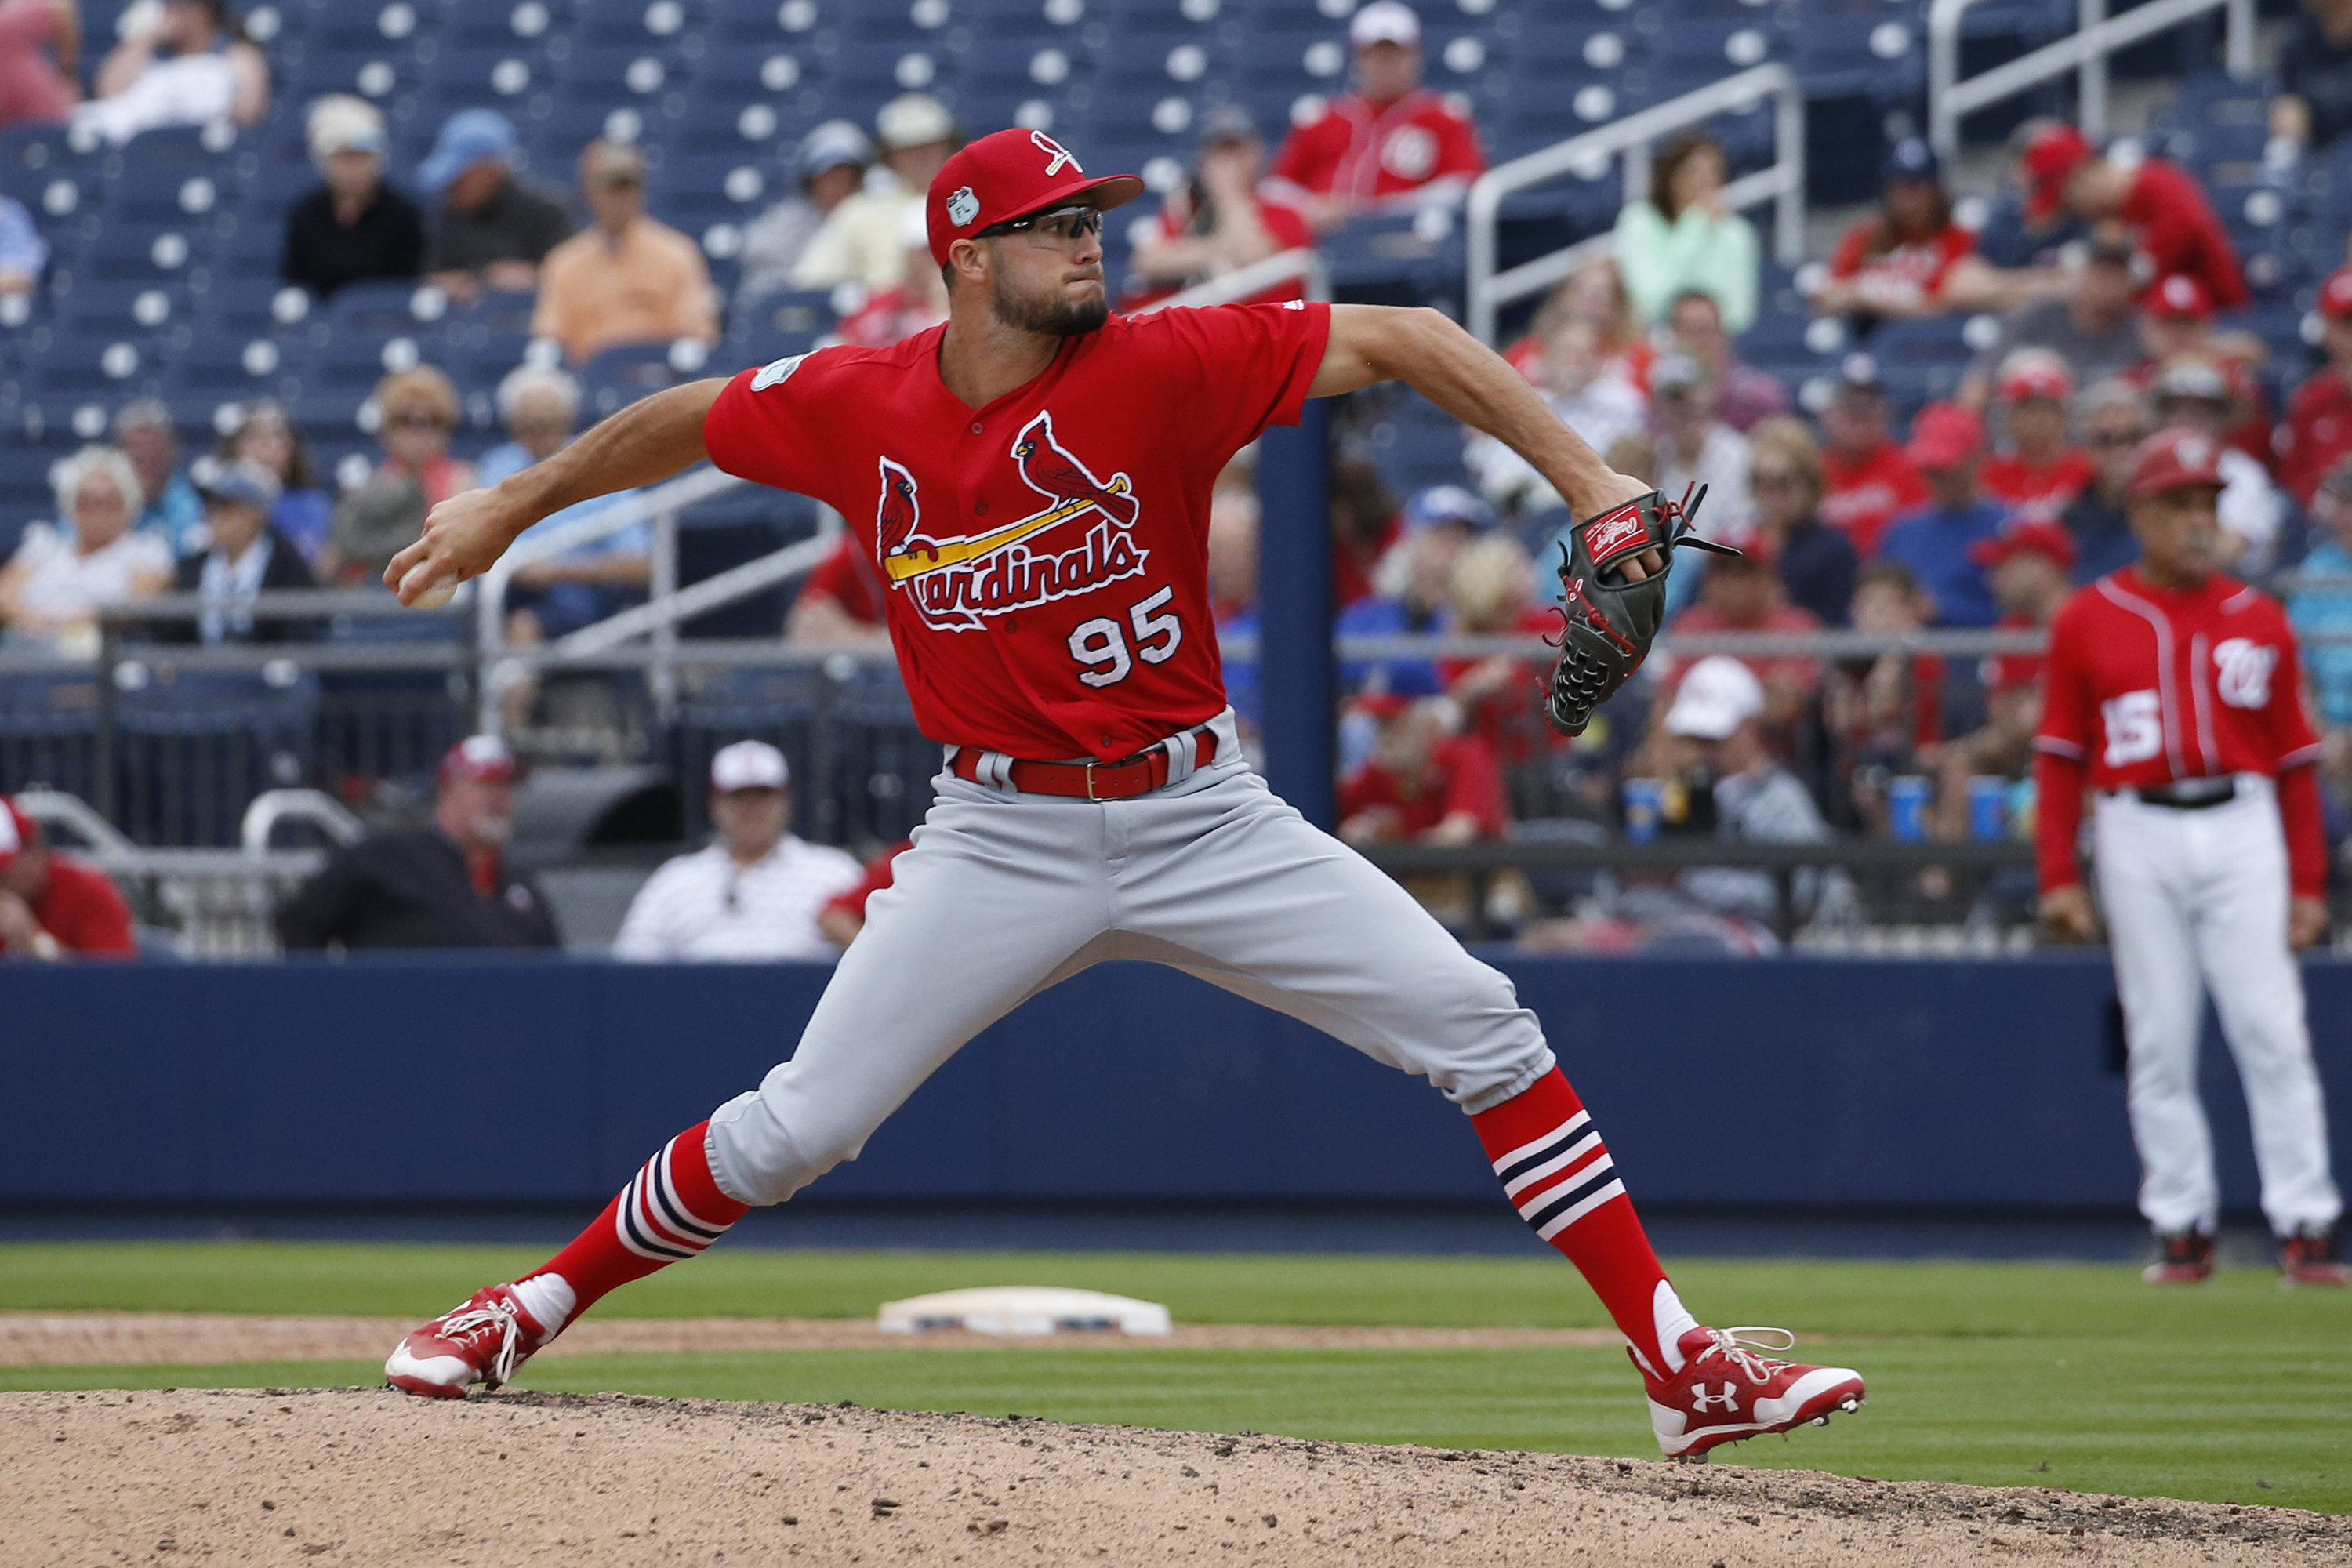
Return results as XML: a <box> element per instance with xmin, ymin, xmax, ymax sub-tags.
<box><xmin>949</xmin><ymin>728</ymin><xmax>1218</xmax><ymax>800</ymax></box>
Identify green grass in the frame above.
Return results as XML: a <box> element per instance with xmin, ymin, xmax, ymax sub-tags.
<box><xmin>2</xmin><ymin>1242</ymin><xmax>2345</xmax><ymax>1513</ymax></box>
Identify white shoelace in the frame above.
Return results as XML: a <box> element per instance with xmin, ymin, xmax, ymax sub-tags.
<box><xmin>432</xmin><ymin>1300</ymin><xmax>524</xmax><ymax>1385</ymax></box>
<box><xmin>1701</xmin><ymin>1326</ymin><xmax>1798</xmax><ymax>1386</ymax></box>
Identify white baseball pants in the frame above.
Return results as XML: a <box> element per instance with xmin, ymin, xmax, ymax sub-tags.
<box><xmin>705</xmin><ymin>720</ymin><xmax>1556</xmax><ymax>1207</ymax></box>
<box><xmin>2093</xmin><ymin>775</ymin><xmax>2343</xmax><ymax>1236</ymax></box>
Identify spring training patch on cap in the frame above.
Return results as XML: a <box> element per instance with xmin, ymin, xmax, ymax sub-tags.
<box><xmin>946</xmin><ymin>186</ymin><xmax>979</xmax><ymax>227</ymax></box>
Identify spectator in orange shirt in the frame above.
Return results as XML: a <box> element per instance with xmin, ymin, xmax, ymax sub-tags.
<box><xmin>1817</xmin><ymin>354</ymin><xmax>1929</xmax><ymax>558</ymax></box>
<box><xmin>2281</xmin><ymin>267</ymin><xmax>2352</xmax><ymax>506</ymax></box>
<box><xmin>1979</xmin><ymin>350</ymin><xmax>2095</xmax><ymax>526</ymax></box>
<box><xmin>1268</xmin><ymin>1</ymin><xmax>1485</xmax><ymax>234</ymax></box>
<box><xmin>0</xmin><ymin>796</ymin><xmax>135</xmax><ymax>960</ymax></box>
<box><xmin>2018</xmin><ymin>123</ymin><xmax>2247</xmax><ymax>310</ymax></box>
<box><xmin>531</xmin><ymin>139</ymin><xmax>719</xmax><ymax>365</ymax></box>
<box><xmin>1127</xmin><ymin>105</ymin><xmax>1314</xmax><ymax>308</ymax></box>
<box><xmin>1338</xmin><ymin>694</ymin><xmax>1509</xmax><ymax>846</ymax></box>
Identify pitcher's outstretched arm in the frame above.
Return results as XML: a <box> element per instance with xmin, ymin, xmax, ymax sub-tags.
<box><xmin>387</xmin><ymin>376</ymin><xmax>729</xmax><ymax>605</ymax></box>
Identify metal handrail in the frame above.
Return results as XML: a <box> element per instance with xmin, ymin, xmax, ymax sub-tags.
<box><xmin>548</xmin><ymin>514</ymin><xmax>842</xmax><ymax>657</ymax></box>
<box><xmin>1134</xmin><ymin>247</ymin><xmax>1330</xmax><ymax>314</ymax></box>
<box><xmin>1466</xmin><ymin>63</ymin><xmax>1806</xmax><ymax>345</ymax></box>
<box><xmin>12</xmin><ymin>788</ymin><xmax>137</xmax><ymax>853</ymax></box>
<box><xmin>1929</xmin><ymin>0</ymin><xmax>2256</xmax><ymax>162</ymax></box>
<box><xmin>240</xmin><ymin>789</ymin><xmax>365</xmax><ymax>851</ymax></box>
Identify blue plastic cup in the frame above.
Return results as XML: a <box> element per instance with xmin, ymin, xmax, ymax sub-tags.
<box><xmin>1889</xmin><ymin>775</ymin><xmax>1932</xmax><ymax>843</ymax></box>
<box><xmin>1966</xmin><ymin>775</ymin><xmax>2008</xmax><ymax>842</ymax></box>
<box><xmin>1622</xmin><ymin>777</ymin><xmax>1664</xmax><ymax>844</ymax></box>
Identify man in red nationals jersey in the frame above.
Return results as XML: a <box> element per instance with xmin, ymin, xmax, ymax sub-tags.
<box><xmin>1268</xmin><ymin>2</ymin><xmax>1486</xmax><ymax>234</ymax></box>
<box><xmin>2020</xmin><ymin>125</ymin><xmax>2249</xmax><ymax>310</ymax></box>
<box><xmin>1979</xmin><ymin>350</ymin><xmax>2096</xmax><ymax>525</ymax></box>
<box><xmin>2035</xmin><ymin>429</ymin><xmax>2347</xmax><ymax>1285</ymax></box>
<box><xmin>378</xmin><ymin>127</ymin><xmax>1866</xmax><ymax>1452</ymax></box>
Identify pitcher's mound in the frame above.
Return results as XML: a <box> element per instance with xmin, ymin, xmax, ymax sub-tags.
<box><xmin>5</xmin><ymin>1388</ymin><xmax>2343</xmax><ymax>1566</ymax></box>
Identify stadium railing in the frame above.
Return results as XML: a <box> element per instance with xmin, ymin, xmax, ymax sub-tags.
<box><xmin>1928</xmin><ymin>0</ymin><xmax>2257</xmax><ymax>161</ymax></box>
<box><xmin>1465</xmin><ymin>63</ymin><xmax>1808</xmax><ymax>346</ymax></box>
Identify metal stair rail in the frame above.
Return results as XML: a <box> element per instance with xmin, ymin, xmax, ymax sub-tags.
<box><xmin>1465</xmin><ymin>63</ymin><xmax>1807</xmax><ymax>346</ymax></box>
<box><xmin>1929</xmin><ymin>0</ymin><xmax>2256</xmax><ymax>162</ymax></box>
<box><xmin>1134</xmin><ymin>247</ymin><xmax>1330</xmax><ymax>313</ymax></box>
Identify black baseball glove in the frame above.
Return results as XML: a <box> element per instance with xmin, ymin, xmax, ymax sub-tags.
<box><xmin>1543</xmin><ymin>483</ymin><xmax>1737</xmax><ymax>737</ymax></box>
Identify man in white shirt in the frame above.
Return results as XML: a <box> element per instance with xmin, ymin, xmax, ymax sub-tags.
<box><xmin>614</xmin><ymin>741</ymin><xmax>865</xmax><ymax>962</ymax></box>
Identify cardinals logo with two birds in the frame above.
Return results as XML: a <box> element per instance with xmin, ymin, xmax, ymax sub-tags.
<box><xmin>873</xmin><ymin>411</ymin><xmax>1149</xmax><ymax>632</ymax></box>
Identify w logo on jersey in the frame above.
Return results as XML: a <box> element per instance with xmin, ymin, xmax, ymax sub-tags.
<box><xmin>2213</xmin><ymin>638</ymin><xmax>2276</xmax><ymax>709</ymax></box>
<box><xmin>873</xmin><ymin>412</ymin><xmax>1148</xmax><ymax>633</ymax></box>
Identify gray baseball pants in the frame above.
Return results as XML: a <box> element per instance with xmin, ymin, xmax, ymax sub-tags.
<box><xmin>705</xmin><ymin>711</ymin><xmax>1555</xmax><ymax>1207</ymax></box>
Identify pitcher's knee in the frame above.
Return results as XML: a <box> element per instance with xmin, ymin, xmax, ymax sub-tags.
<box><xmin>1413</xmin><ymin>959</ymin><xmax>1555</xmax><ymax>1112</ymax></box>
<box><xmin>705</xmin><ymin>1085</ymin><xmax>873</xmax><ymax>1207</ymax></box>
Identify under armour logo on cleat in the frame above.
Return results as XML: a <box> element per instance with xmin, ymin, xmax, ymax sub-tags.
<box><xmin>1690</xmin><ymin>1383</ymin><xmax>1739</xmax><ymax>1414</ymax></box>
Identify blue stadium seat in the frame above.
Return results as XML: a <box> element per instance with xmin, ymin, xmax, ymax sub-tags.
<box><xmin>0</xmin><ymin>677</ymin><xmax>101</xmax><ymax>807</ymax></box>
<box><xmin>579</xmin><ymin>339</ymin><xmax>695</xmax><ymax>415</ymax></box>
<box><xmin>724</xmin><ymin>286</ymin><xmax>834</xmax><ymax>365</ymax></box>
<box><xmin>53</xmin><ymin>278</ymin><xmax>184</xmax><ymax>342</ymax></box>
<box><xmin>113</xmin><ymin>670</ymin><xmax>322</xmax><ymax>848</ymax></box>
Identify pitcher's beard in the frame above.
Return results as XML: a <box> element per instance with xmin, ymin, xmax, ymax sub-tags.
<box><xmin>993</xmin><ymin>276</ymin><xmax>1110</xmax><ymax>336</ymax></box>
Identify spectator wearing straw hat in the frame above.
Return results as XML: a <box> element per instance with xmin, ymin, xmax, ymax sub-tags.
<box><xmin>2281</xmin><ymin>268</ymin><xmax>2352</xmax><ymax>506</ymax></box>
<box><xmin>279</xmin><ymin>93</ymin><xmax>423</xmax><ymax>299</ymax></box>
<box><xmin>614</xmin><ymin>742</ymin><xmax>864</xmax><ymax>962</ymax></box>
<box><xmin>532</xmin><ymin>138</ymin><xmax>718</xmax><ymax>365</ymax></box>
<box><xmin>0</xmin><ymin>795</ymin><xmax>135</xmax><ymax>960</ymax></box>
<box><xmin>277</xmin><ymin>736</ymin><xmax>559</xmax><ymax>951</ymax></box>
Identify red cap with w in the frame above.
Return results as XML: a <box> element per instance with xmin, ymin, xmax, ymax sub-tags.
<box><xmin>926</xmin><ymin>129</ymin><xmax>1144</xmax><ymax>267</ymax></box>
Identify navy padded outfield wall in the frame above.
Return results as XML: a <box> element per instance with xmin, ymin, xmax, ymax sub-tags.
<box><xmin>5</xmin><ymin>955</ymin><xmax>2347</xmax><ymax>1213</ymax></box>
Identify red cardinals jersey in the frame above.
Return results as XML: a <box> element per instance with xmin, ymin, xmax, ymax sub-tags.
<box><xmin>1980</xmin><ymin>448</ymin><xmax>2096</xmax><ymax>526</ymax></box>
<box><xmin>1269</xmin><ymin>89</ymin><xmax>1486</xmax><ymax>208</ymax></box>
<box><xmin>2036</xmin><ymin>568</ymin><xmax>2319</xmax><ymax>788</ymax></box>
<box><xmin>702</xmin><ymin>301</ymin><xmax>1330</xmax><ymax>763</ymax></box>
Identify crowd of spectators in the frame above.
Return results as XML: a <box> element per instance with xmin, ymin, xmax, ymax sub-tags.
<box><xmin>13</xmin><ymin>0</ymin><xmax>2352</xmax><ymax>954</ymax></box>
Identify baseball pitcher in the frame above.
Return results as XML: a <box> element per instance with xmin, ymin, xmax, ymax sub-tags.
<box><xmin>376</xmin><ymin>129</ymin><xmax>1864</xmax><ymax>1457</ymax></box>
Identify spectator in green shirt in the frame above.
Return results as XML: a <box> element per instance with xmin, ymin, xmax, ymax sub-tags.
<box><xmin>1610</xmin><ymin>132</ymin><xmax>1757</xmax><ymax>335</ymax></box>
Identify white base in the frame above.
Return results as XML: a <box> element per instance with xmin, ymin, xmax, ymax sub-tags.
<box><xmin>877</xmin><ymin>1286</ymin><xmax>1171</xmax><ymax>1338</ymax></box>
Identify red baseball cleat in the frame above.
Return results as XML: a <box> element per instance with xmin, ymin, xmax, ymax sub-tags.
<box><xmin>1640</xmin><ymin>1326</ymin><xmax>1865</xmax><ymax>1460</ymax></box>
<box><xmin>2143</xmin><ymin>1230</ymin><xmax>2215</xmax><ymax>1284</ymax></box>
<box><xmin>384</xmin><ymin>1285</ymin><xmax>554</xmax><ymax>1399</ymax></box>
<box><xmin>2278</xmin><ymin>1227</ymin><xmax>2350</xmax><ymax>1286</ymax></box>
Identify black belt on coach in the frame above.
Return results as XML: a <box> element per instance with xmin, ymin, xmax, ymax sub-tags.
<box><xmin>2129</xmin><ymin>779</ymin><xmax>2238</xmax><ymax>810</ymax></box>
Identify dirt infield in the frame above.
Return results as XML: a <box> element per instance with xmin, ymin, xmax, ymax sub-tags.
<box><xmin>5</xmin><ymin>1387</ymin><xmax>2345</xmax><ymax>1566</ymax></box>
<box><xmin>0</xmin><ymin>1312</ymin><xmax>1622</xmax><ymax>1365</ymax></box>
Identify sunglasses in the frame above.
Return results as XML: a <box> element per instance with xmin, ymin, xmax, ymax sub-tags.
<box><xmin>980</xmin><ymin>204</ymin><xmax>1104</xmax><ymax>244</ymax></box>
<box><xmin>387</xmin><ymin>411</ymin><xmax>449</xmax><ymax>431</ymax></box>
<box><xmin>2087</xmin><ymin>429</ymin><xmax>2143</xmax><ymax>448</ymax></box>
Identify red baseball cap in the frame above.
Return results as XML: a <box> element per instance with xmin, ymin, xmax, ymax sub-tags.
<box><xmin>2140</xmin><ymin>272</ymin><xmax>2213</xmax><ymax>321</ymax></box>
<box><xmin>1904</xmin><ymin>401</ymin><xmax>1987</xmax><ymax>471</ymax></box>
<box><xmin>2318</xmin><ymin>267</ymin><xmax>2352</xmax><ymax>321</ymax></box>
<box><xmin>1356</xmin><ymin>691</ymin><xmax>1415</xmax><ymax>720</ymax></box>
<box><xmin>1994</xmin><ymin>351</ymin><xmax>2072</xmax><ymax>404</ymax></box>
<box><xmin>927</xmin><ymin>128</ymin><xmax>1144</xmax><ymax>267</ymax></box>
<box><xmin>437</xmin><ymin>734</ymin><xmax>521</xmax><ymax>786</ymax></box>
<box><xmin>2020</xmin><ymin>123</ymin><xmax>2092</xmax><ymax>220</ymax></box>
<box><xmin>2125</xmin><ymin>426</ymin><xmax>2227</xmax><ymax>499</ymax></box>
<box><xmin>1969</xmin><ymin>519</ymin><xmax>2077</xmax><ymax>568</ymax></box>
<box><xmin>0</xmin><ymin>795</ymin><xmax>32</xmax><ymax>869</ymax></box>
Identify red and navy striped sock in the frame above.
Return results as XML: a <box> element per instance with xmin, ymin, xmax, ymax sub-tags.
<box><xmin>512</xmin><ymin>1121</ymin><xmax>750</xmax><ymax>1334</ymax></box>
<box><xmin>1472</xmin><ymin>1069</ymin><xmax>1698</xmax><ymax>1379</ymax></box>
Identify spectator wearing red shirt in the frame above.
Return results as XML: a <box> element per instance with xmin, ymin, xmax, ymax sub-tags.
<box><xmin>1269</xmin><ymin>1</ymin><xmax>1486</xmax><ymax>234</ymax></box>
<box><xmin>1929</xmin><ymin>524</ymin><xmax>2070</xmax><ymax>841</ymax></box>
<box><xmin>1817</xmin><ymin>354</ymin><xmax>1930</xmax><ymax>558</ymax></box>
<box><xmin>2020</xmin><ymin>124</ymin><xmax>2247</xmax><ymax>310</ymax></box>
<box><xmin>816</xmin><ymin>838</ymin><xmax>913</xmax><ymax>948</ymax></box>
<box><xmin>1338</xmin><ymin>695</ymin><xmax>1510</xmax><ymax>846</ymax></box>
<box><xmin>2129</xmin><ymin>272</ymin><xmax>2274</xmax><ymax>466</ymax></box>
<box><xmin>1126</xmin><ymin>106</ymin><xmax>1314</xmax><ymax>310</ymax></box>
<box><xmin>786</xmin><ymin>536</ymin><xmax>891</xmax><ymax>646</ymax></box>
<box><xmin>2280</xmin><ymin>268</ymin><xmax>2352</xmax><ymax>505</ymax></box>
<box><xmin>1980</xmin><ymin>350</ymin><xmax>2096</xmax><ymax>525</ymax></box>
<box><xmin>1660</xmin><ymin>524</ymin><xmax>1824</xmax><ymax>736</ymax></box>
<box><xmin>1817</xmin><ymin>139</ymin><xmax>1982</xmax><ymax>321</ymax></box>
<box><xmin>0</xmin><ymin>797</ymin><xmax>135</xmax><ymax>960</ymax></box>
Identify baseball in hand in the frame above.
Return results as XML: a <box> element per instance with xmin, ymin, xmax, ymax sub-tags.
<box><xmin>400</xmin><ymin>563</ymin><xmax>457</xmax><ymax>610</ymax></box>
